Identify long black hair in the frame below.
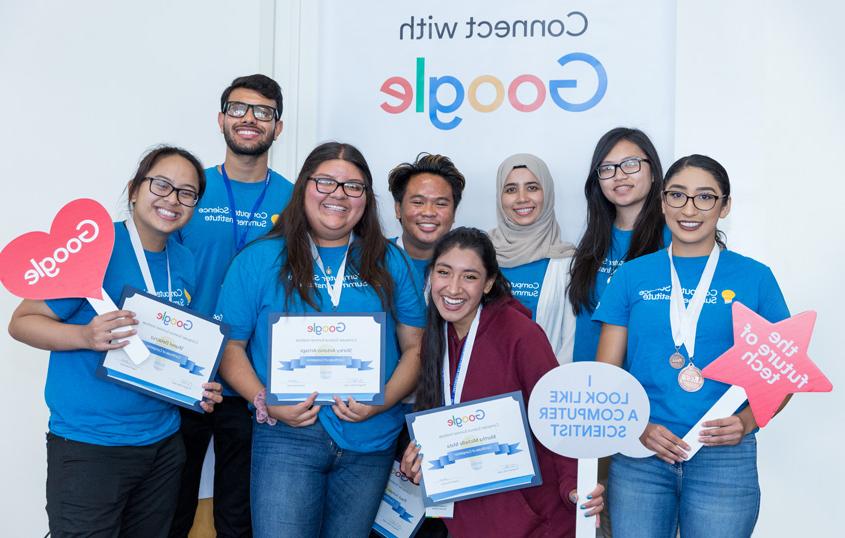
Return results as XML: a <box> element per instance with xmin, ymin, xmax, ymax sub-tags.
<box><xmin>664</xmin><ymin>154</ymin><xmax>730</xmax><ymax>249</ymax></box>
<box><xmin>568</xmin><ymin>127</ymin><xmax>666</xmax><ymax>315</ymax></box>
<box><xmin>415</xmin><ymin>227</ymin><xmax>511</xmax><ymax>411</ymax></box>
<box><xmin>266</xmin><ymin>141</ymin><xmax>394</xmax><ymax>311</ymax></box>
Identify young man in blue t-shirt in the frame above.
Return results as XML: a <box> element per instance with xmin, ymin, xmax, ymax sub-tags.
<box><xmin>384</xmin><ymin>153</ymin><xmax>465</xmax><ymax>538</ymax></box>
<box><xmin>171</xmin><ymin>74</ymin><xmax>293</xmax><ymax>538</ymax></box>
<box><xmin>387</xmin><ymin>153</ymin><xmax>466</xmax><ymax>283</ymax></box>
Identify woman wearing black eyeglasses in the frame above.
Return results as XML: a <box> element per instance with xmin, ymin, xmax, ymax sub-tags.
<box><xmin>8</xmin><ymin>146</ymin><xmax>223</xmax><ymax>537</ymax></box>
<box><xmin>216</xmin><ymin>141</ymin><xmax>426</xmax><ymax>537</ymax></box>
<box><xmin>593</xmin><ymin>155</ymin><xmax>790</xmax><ymax>537</ymax></box>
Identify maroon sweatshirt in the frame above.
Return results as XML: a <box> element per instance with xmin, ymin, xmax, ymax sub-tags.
<box><xmin>442</xmin><ymin>298</ymin><xmax>578</xmax><ymax>538</ymax></box>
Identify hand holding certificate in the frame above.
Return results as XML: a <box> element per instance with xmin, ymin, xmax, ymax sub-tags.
<box><xmin>267</xmin><ymin>312</ymin><xmax>386</xmax><ymax>405</ymax></box>
<box><xmin>406</xmin><ymin>392</ymin><xmax>541</xmax><ymax>506</ymax></box>
<box><xmin>98</xmin><ymin>286</ymin><xmax>229</xmax><ymax>412</ymax></box>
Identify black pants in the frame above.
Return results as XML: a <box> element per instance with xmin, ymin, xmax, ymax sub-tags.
<box><xmin>46</xmin><ymin>432</ymin><xmax>185</xmax><ymax>538</ymax></box>
<box><xmin>169</xmin><ymin>396</ymin><xmax>253</xmax><ymax>538</ymax></box>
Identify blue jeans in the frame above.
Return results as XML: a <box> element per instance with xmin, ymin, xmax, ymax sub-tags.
<box><xmin>251</xmin><ymin>419</ymin><xmax>396</xmax><ymax>538</ymax></box>
<box><xmin>609</xmin><ymin>434</ymin><xmax>760</xmax><ymax>538</ymax></box>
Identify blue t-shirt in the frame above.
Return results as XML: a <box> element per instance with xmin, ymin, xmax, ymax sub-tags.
<box><xmin>574</xmin><ymin>226</ymin><xmax>672</xmax><ymax>362</ymax></box>
<box><xmin>501</xmin><ymin>258</ymin><xmax>550</xmax><ymax>320</ymax></box>
<box><xmin>177</xmin><ymin>166</ymin><xmax>293</xmax><ymax>316</ymax></box>
<box><xmin>593</xmin><ymin>248</ymin><xmax>789</xmax><ymax>437</ymax></box>
<box><xmin>44</xmin><ymin>222</ymin><xmax>196</xmax><ymax>446</ymax></box>
<box><xmin>216</xmin><ymin>237</ymin><xmax>426</xmax><ymax>452</ymax></box>
<box><xmin>390</xmin><ymin>236</ymin><xmax>430</xmax><ymax>300</ymax></box>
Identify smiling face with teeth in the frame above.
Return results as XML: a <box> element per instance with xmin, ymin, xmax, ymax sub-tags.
<box><xmin>395</xmin><ymin>173</ymin><xmax>456</xmax><ymax>258</ymax></box>
<box><xmin>129</xmin><ymin>155</ymin><xmax>199</xmax><ymax>251</ymax></box>
<box><xmin>662</xmin><ymin>166</ymin><xmax>731</xmax><ymax>257</ymax></box>
<box><xmin>597</xmin><ymin>139</ymin><xmax>653</xmax><ymax>222</ymax></box>
<box><xmin>218</xmin><ymin>88</ymin><xmax>283</xmax><ymax>157</ymax></box>
<box><xmin>431</xmin><ymin>246</ymin><xmax>495</xmax><ymax>338</ymax></box>
<box><xmin>304</xmin><ymin>159</ymin><xmax>367</xmax><ymax>246</ymax></box>
<box><xmin>501</xmin><ymin>167</ymin><xmax>544</xmax><ymax>226</ymax></box>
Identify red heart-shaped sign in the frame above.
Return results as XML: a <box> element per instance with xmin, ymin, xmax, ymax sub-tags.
<box><xmin>0</xmin><ymin>198</ymin><xmax>115</xmax><ymax>300</ymax></box>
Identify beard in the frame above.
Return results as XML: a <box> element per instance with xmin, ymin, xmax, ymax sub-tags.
<box><xmin>223</xmin><ymin>126</ymin><xmax>275</xmax><ymax>156</ymax></box>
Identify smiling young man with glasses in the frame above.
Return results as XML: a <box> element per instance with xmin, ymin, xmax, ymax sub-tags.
<box><xmin>171</xmin><ymin>74</ymin><xmax>293</xmax><ymax>538</ymax></box>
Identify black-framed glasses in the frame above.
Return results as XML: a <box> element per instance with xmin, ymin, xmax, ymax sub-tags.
<box><xmin>223</xmin><ymin>101</ymin><xmax>279</xmax><ymax>122</ymax></box>
<box><xmin>144</xmin><ymin>177</ymin><xmax>200</xmax><ymax>207</ymax></box>
<box><xmin>596</xmin><ymin>157</ymin><xmax>650</xmax><ymax>180</ymax></box>
<box><xmin>663</xmin><ymin>190</ymin><xmax>726</xmax><ymax>211</ymax></box>
<box><xmin>308</xmin><ymin>177</ymin><xmax>367</xmax><ymax>198</ymax></box>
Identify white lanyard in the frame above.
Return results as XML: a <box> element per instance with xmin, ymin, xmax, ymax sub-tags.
<box><xmin>125</xmin><ymin>217</ymin><xmax>171</xmax><ymax>297</ymax></box>
<box><xmin>396</xmin><ymin>236</ymin><xmax>432</xmax><ymax>301</ymax></box>
<box><xmin>309</xmin><ymin>234</ymin><xmax>353</xmax><ymax>309</ymax></box>
<box><xmin>441</xmin><ymin>305</ymin><xmax>482</xmax><ymax>406</ymax></box>
<box><xmin>668</xmin><ymin>243</ymin><xmax>719</xmax><ymax>361</ymax></box>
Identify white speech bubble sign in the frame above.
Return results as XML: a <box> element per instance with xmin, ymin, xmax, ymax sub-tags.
<box><xmin>528</xmin><ymin>362</ymin><xmax>651</xmax><ymax>459</ymax></box>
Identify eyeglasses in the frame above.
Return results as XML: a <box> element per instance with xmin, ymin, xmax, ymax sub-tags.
<box><xmin>223</xmin><ymin>101</ymin><xmax>279</xmax><ymax>122</ymax></box>
<box><xmin>663</xmin><ymin>190</ymin><xmax>726</xmax><ymax>211</ymax></box>
<box><xmin>596</xmin><ymin>157</ymin><xmax>650</xmax><ymax>180</ymax></box>
<box><xmin>308</xmin><ymin>177</ymin><xmax>367</xmax><ymax>198</ymax></box>
<box><xmin>145</xmin><ymin>177</ymin><xmax>200</xmax><ymax>207</ymax></box>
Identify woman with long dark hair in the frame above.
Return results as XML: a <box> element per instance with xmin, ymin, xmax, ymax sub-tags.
<box><xmin>489</xmin><ymin>154</ymin><xmax>576</xmax><ymax>362</ymax></box>
<box><xmin>595</xmin><ymin>155</ymin><xmax>790</xmax><ymax>537</ymax></box>
<box><xmin>216</xmin><ymin>142</ymin><xmax>426</xmax><ymax>537</ymax></box>
<box><xmin>569</xmin><ymin>127</ymin><xmax>669</xmax><ymax>362</ymax></box>
<box><xmin>401</xmin><ymin>227</ymin><xmax>603</xmax><ymax>537</ymax></box>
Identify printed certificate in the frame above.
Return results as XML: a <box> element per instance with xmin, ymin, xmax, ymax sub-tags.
<box><xmin>267</xmin><ymin>312</ymin><xmax>386</xmax><ymax>405</ymax></box>
<box><xmin>98</xmin><ymin>286</ymin><xmax>229</xmax><ymax>412</ymax></box>
<box><xmin>406</xmin><ymin>392</ymin><xmax>541</xmax><ymax>507</ymax></box>
<box><xmin>372</xmin><ymin>460</ymin><xmax>426</xmax><ymax>538</ymax></box>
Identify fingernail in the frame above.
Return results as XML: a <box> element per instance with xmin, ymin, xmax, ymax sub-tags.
<box><xmin>586</xmin><ymin>495</ymin><xmax>592</xmax><ymax>500</ymax></box>
<box><xmin>584</xmin><ymin>512</ymin><xmax>592</xmax><ymax>518</ymax></box>
<box><xmin>580</xmin><ymin>504</ymin><xmax>586</xmax><ymax>509</ymax></box>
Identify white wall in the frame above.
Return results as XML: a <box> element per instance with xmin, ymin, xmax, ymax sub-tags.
<box><xmin>675</xmin><ymin>3</ymin><xmax>844</xmax><ymax>535</ymax></box>
<box><xmin>0</xmin><ymin>0</ymin><xmax>841</xmax><ymax>534</ymax></box>
<box><xmin>0</xmin><ymin>1</ymin><xmax>272</xmax><ymax>534</ymax></box>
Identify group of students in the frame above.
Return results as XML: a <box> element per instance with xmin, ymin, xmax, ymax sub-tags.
<box><xmin>8</xmin><ymin>73</ymin><xmax>790</xmax><ymax>538</ymax></box>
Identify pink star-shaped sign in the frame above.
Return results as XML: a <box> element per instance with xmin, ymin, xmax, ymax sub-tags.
<box><xmin>702</xmin><ymin>302</ymin><xmax>832</xmax><ymax>427</ymax></box>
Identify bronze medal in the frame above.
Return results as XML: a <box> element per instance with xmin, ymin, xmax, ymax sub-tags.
<box><xmin>669</xmin><ymin>352</ymin><xmax>685</xmax><ymax>369</ymax></box>
<box><xmin>678</xmin><ymin>364</ymin><xmax>704</xmax><ymax>392</ymax></box>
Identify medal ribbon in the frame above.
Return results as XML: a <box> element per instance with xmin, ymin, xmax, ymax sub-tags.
<box><xmin>221</xmin><ymin>164</ymin><xmax>271</xmax><ymax>253</ymax></box>
<box><xmin>668</xmin><ymin>243</ymin><xmax>720</xmax><ymax>361</ymax></box>
<box><xmin>309</xmin><ymin>234</ymin><xmax>353</xmax><ymax>309</ymax></box>
<box><xmin>125</xmin><ymin>217</ymin><xmax>171</xmax><ymax>298</ymax></box>
<box><xmin>441</xmin><ymin>305</ymin><xmax>482</xmax><ymax>406</ymax></box>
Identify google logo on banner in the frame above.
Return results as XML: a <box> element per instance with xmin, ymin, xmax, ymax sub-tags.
<box><xmin>447</xmin><ymin>409</ymin><xmax>486</xmax><ymax>428</ymax></box>
<box><xmin>379</xmin><ymin>53</ymin><xmax>607</xmax><ymax>130</ymax></box>
<box><xmin>306</xmin><ymin>322</ymin><xmax>347</xmax><ymax>336</ymax></box>
<box><xmin>157</xmin><ymin>311</ymin><xmax>193</xmax><ymax>330</ymax></box>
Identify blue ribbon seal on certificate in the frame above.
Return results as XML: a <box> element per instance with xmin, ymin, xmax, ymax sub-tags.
<box><xmin>428</xmin><ymin>442</ymin><xmax>522</xmax><ymax>470</ymax></box>
<box><xmin>381</xmin><ymin>493</ymin><xmax>414</xmax><ymax>522</ymax></box>
<box><xmin>278</xmin><ymin>355</ymin><xmax>373</xmax><ymax>371</ymax></box>
<box><xmin>144</xmin><ymin>341</ymin><xmax>205</xmax><ymax>376</ymax></box>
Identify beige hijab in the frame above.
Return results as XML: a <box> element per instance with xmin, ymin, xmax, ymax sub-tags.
<box><xmin>489</xmin><ymin>153</ymin><xmax>575</xmax><ymax>268</ymax></box>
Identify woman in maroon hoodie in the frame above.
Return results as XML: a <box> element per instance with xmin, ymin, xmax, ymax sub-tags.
<box><xmin>400</xmin><ymin>227</ymin><xmax>604</xmax><ymax>537</ymax></box>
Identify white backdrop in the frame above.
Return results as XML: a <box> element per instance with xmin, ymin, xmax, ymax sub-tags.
<box><xmin>311</xmin><ymin>0</ymin><xmax>676</xmax><ymax>239</ymax></box>
<box><xmin>1</xmin><ymin>1</ymin><xmax>842</xmax><ymax>535</ymax></box>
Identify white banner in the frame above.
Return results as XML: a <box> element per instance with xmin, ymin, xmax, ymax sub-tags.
<box><xmin>311</xmin><ymin>0</ymin><xmax>676</xmax><ymax>239</ymax></box>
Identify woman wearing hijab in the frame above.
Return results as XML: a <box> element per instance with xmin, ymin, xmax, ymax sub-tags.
<box><xmin>489</xmin><ymin>153</ymin><xmax>576</xmax><ymax>362</ymax></box>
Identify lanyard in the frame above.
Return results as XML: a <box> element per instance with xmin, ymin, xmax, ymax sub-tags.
<box><xmin>396</xmin><ymin>236</ymin><xmax>432</xmax><ymax>301</ymax></box>
<box><xmin>441</xmin><ymin>305</ymin><xmax>482</xmax><ymax>406</ymax></box>
<box><xmin>309</xmin><ymin>234</ymin><xmax>353</xmax><ymax>309</ymax></box>
<box><xmin>668</xmin><ymin>243</ymin><xmax>720</xmax><ymax>361</ymax></box>
<box><xmin>221</xmin><ymin>164</ymin><xmax>271</xmax><ymax>252</ymax></box>
<box><xmin>125</xmin><ymin>217</ymin><xmax>171</xmax><ymax>298</ymax></box>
